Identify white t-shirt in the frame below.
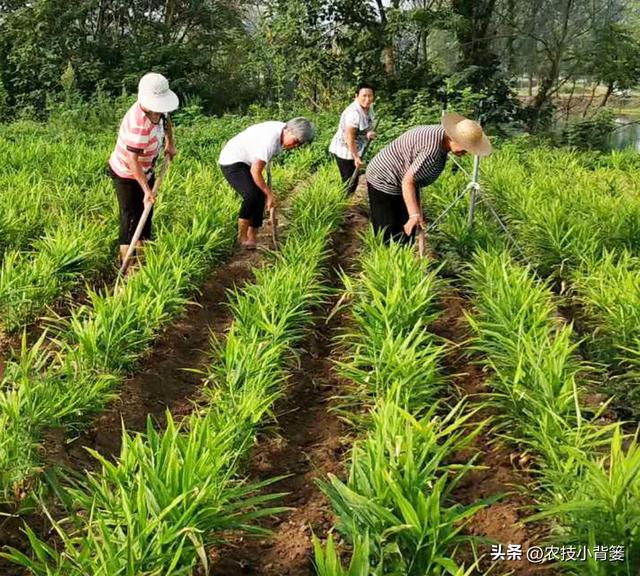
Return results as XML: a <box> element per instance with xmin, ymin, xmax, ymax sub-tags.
<box><xmin>219</xmin><ymin>121</ymin><xmax>285</xmax><ymax>166</ymax></box>
<box><xmin>329</xmin><ymin>101</ymin><xmax>374</xmax><ymax>160</ymax></box>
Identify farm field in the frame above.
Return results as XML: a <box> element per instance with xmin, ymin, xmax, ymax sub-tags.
<box><xmin>0</xmin><ymin>112</ymin><xmax>639</xmax><ymax>576</ymax></box>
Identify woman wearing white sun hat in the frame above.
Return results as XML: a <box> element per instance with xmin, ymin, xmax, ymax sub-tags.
<box><xmin>365</xmin><ymin>112</ymin><xmax>491</xmax><ymax>244</ymax></box>
<box><xmin>108</xmin><ymin>72</ymin><xmax>179</xmax><ymax>268</ymax></box>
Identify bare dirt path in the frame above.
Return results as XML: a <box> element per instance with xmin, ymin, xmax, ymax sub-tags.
<box><xmin>209</xmin><ymin>192</ymin><xmax>368</xmax><ymax>576</ymax></box>
<box><xmin>45</xmin><ymin>232</ymin><xmax>270</xmax><ymax>468</ymax></box>
<box><xmin>432</xmin><ymin>290</ymin><xmax>557</xmax><ymax>576</ymax></box>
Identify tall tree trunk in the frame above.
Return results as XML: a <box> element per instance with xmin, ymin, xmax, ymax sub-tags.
<box><xmin>533</xmin><ymin>60</ymin><xmax>559</xmax><ymax>110</ymax></box>
<box><xmin>599</xmin><ymin>81</ymin><xmax>614</xmax><ymax>107</ymax></box>
<box><xmin>505</xmin><ymin>0</ymin><xmax>516</xmax><ymax>73</ymax></box>
<box><xmin>422</xmin><ymin>28</ymin><xmax>428</xmax><ymax>65</ymax></box>
<box><xmin>383</xmin><ymin>46</ymin><xmax>396</xmax><ymax>75</ymax></box>
<box><xmin>374</xmin><ymin>0</ymin><xmax>396</xmax><ymax>77</ymax></box>
<box><xmin>164</xmin><ymin>0</ymin><xmax>176</xmax><ymax>42</ymax></box>
<box><xmin>532</xmin><ymin>0</ymin><xmax>574</xmax><ymax>111</ymax></box>
<box><xmin>95</xmin><ymin>0</ymin><xmax>106</xmax><ymax>40</ymax></box>
<box><xmin>564</xmin><ymin>78</ymin><xmax>576</xmax><ymax>121</ymax></box>
<box><xmin>582</xmin><ymin>82</ymin><xmax>599</xmax><ymax>117</ymax></box>
<box><xmin>452</xmin><ymin>0</ymin><xmax>498</xmax><ymax>68</ymax></box>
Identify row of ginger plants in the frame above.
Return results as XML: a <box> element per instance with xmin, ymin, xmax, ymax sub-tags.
<box><xmin>2</xmin><ymin>165</ymin><xmax>348</xmax><ymax>574</ymax></box>
<box><xmin>0</xmin><ymin>117</ymin><xmax>322</xmax><ymax>340</ymax></box>
<box><xmin>429</xmin><ymin>145</ymin><xmax>640</xmax><ymax>416</ymax></box>
<box><xmin>0</xmin><ymin>140</ymin><xmax>313</xmax><ymax>501</ymax></box>
<box><xmin>424</xmin><ymin>146</ymin><xmax>640</xmax><ymax>573</ymax></box>
<box><xmin>314</xmin><ymin>235</ymin><xmax>486</xmax><ymax>576</ymax></box>
<box><xmin>315</xmin><ymin>236</ymin><xmax>639</xmax><ymax>575</ymax></box>
<box><xmin>465</xmin><ymin>249</ymin><xmax>639</xmax><ymax>575</ymax></box>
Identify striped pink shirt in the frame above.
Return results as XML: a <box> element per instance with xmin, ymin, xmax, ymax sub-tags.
<box><xmin>109</xmin><ymin>102</ymin><xmax>165</xmax><ymax>179</ymax></box>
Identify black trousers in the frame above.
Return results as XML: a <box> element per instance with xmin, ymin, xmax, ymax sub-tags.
<box><xmin>220</xmin><ymin>162</ymin><xmax>265</xmax><ymax>228</ymax></box>
<box><xmin>109</xmin><ymin>165</ymin><xmax>155</xmax><ymax>245</ymax></box>
<box><xmin>334</xmin><ymin>155</ymin><xmax>359</xmax><ymax>195</ymax></box>
<box><xmin>367</xmin><ymin>182</ymin><xmax>420</xmax><ymax>245</ymax></box>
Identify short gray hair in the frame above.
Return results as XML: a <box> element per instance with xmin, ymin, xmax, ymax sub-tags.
<box><xmin>285</xmin><ymin>117</ymin><xmax>315</xmax><ymax>145</ymax></box>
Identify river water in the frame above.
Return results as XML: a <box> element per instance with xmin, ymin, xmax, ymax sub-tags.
<box><xmin>611</xmin><ymin>117</ymin><xmax>640</xmax><ymax>151</ymax></box>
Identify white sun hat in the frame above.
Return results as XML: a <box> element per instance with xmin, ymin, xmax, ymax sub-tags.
<box><xmin>137</xmin><ymin>73</ymin><xmax>179</xmax><ymax>113</ymax></box>
<box><xmin>441</xmin><ymin>113</ymin><xmax>492</xmax><ymax>157</ymax></box>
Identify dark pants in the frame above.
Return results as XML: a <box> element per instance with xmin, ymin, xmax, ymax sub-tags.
<box><xmin>367</xmin><ymin>182</ymin><xmax>419</xmax><ymax>245</ymax></box>
<box><xmin>220</xmin><ymin>163</ymin><xmax>265</xmax><ymax>228</ymax></box>
<box><xmin>334</xmin><ymin>155</ymin><xmax>359</xmax><ymax>195</ymax></box>
<box><xmin>109</xmin><ymin>165</ymin><xmax>154</xmax><ymax>245</ymax></box>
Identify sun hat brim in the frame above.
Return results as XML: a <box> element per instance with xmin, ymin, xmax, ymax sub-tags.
<box><xmin>442</xmin><ymin>112</ymin><xmax>492</xmax><ymax>157</ymax></box>
<box><xmin>138</xmin><ymin>89</ymin><xmax>179</xmax><ymax>114</ymax></box>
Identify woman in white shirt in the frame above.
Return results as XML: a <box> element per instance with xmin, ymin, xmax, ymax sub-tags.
<box><xmin>219</xmin><ymin>118</ymin><xmax>315</xmax><ymax>249</ymax></box>
<box><xmin>329</xmin><ymin>82</ymin><xmax>377</xmax><ymax>195</ymax></box>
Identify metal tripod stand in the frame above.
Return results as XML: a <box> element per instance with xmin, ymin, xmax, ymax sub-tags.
<box><xmin>425</xmin><ymin>154</ymin><xmax>528</xmax><ymax>262</ymax></box>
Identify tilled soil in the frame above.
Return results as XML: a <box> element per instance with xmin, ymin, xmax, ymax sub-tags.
<box><xmin>208</xmin><ymin>211</ymin><xmax>554</xmax><ymax>576</ymax></box>
<box><xmin>46</xmin><ymin>234</ymin><xmax>270</xmax><ymax>468</ymax></box>
<box><xmin>209</xmin><ymin>191</ymin><xmax>368</xmax><ymax>576</ymax></box>
<box><xmin>0</xmin><ymin>216</ymin><xmax>278</xmax><ymax>575</ymax></box>
<box><xmin>433</xmin><ymin>292</ymin><xmax>557</xmax><ymax>575</ymax></box>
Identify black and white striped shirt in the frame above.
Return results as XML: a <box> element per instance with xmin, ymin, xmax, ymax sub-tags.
<box><xmin>366</xmin><ymin>126</ymin><xmax>448</xmax><ymax>195</ymax></box>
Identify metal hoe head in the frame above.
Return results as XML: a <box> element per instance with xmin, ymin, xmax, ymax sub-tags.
<box><xmin>417</xmin><ymin>229</ymin><xmax>426</xmax><ymax>259</ymax></box>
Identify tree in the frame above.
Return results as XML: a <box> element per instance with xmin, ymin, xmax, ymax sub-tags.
<box><xmin>451</xmin><ymin>0</ymin><xmax>498</xmax><ymax>69</ymax></box>
<box><xmin>0</xmin><ymin>0</ymin><xmax>253</xmax><ymax>116</ymax></box>
<box><xmin>504</xmin><ymin>0</ymin><xmax>627</xmax><ymax>121</ymax></box>
<box><xmin>0</xmin><ymin>0</ymin><xmax>637</xmax><ymax>125</ymax></box>
<box><xmin>590</xmin><ymin>22</ymin><xmax>640</xmax><ymax>108</ymax></box>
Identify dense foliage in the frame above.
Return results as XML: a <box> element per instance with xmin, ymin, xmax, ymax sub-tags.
<box><xmin>1</xmin><ymin>1</ymin><xmax>638</xmax><ymax>128</ymax></box>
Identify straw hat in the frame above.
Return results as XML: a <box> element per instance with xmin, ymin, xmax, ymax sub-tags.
<box><xmin>138</xmin><ymin>73</ymin><xmax>179</xmax><ymax>113</ymax></box>
<box><xmin>441</xmin><ymin>113</ymin><xmax>492</xmax><ymax>157</ymax></box>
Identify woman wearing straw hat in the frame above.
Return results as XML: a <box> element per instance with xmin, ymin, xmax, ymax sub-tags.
<box><xmin>329</xmin><ymin>82</ymin><xmax>376</xmax><ymax>195</ymax></box>
<box><xmin>108</xmin><ymin>72</ymin><xmax>179</xmax><ymax>269</ymax></box>
<box><xmin>365</xmin><ymin>112</ymin><xmax>491</xmax><ymax>244</ymax></box>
